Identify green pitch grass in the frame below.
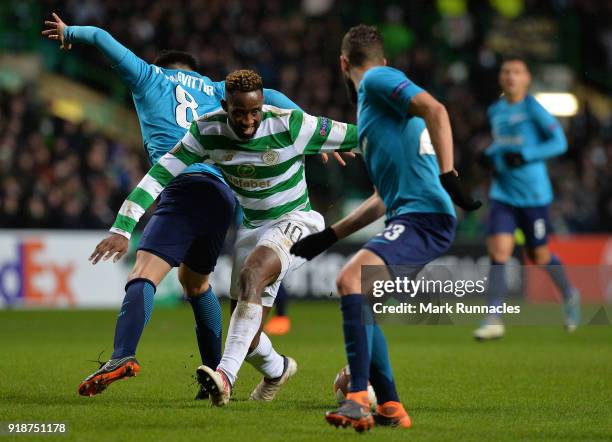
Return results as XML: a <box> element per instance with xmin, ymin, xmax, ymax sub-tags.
<box><xmin>1</xmin><ymin>301</ymin><xmax>611</xmax><ymax>441</ymax></box>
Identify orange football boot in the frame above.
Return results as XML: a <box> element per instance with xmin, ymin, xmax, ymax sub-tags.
<box><xmin>78</xmin><ymin>356</ymin><xmax>140</xmax><ymax>397</ymax></box>
<box><xmin>374</xmin><ymin>401</ymin><xmax>412</xmax><ymax>428</ymax></box>
<box><xmin>325</xmin><ymin>391</ymin><xmax>375</xmax><ymax>432</ymax></box>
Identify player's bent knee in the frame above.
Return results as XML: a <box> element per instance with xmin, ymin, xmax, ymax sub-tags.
<box><xmin>127</xmin><ymin>251</ymin><xmax>172</xmax><ymax>286</ymax></box>
<box><xmin>239</xmin><ymin>266</ymin><xmax>259</xmax><ymax>285</ymax></box>
<box><xmin>128</xmin><ymin>265</ymin><xmax>162</xmax><ymax>285</ymax></box>
<box><xmin>487</xmin><ymin>235</ymin><xmax>514</xmax><ymax>262</ymax></box>
<box><xmin>128</xmin><ymin>261</ymin><xmax>149</xmax><ymax>281</ymax></box>
<box><xmin>181</xmin><ymin>278</ymin><xmax>210</xmax><ymax>297</ymax></box>
<box><xmin>488</xmin><ymin>246</ymin><xmax>511</xmax><ymax>263</ymax></box>
<box><xmin>238</xmin><ymin>266</ymin><xmax>264</xmax><ymax>303</ymax></box>
<box><xmin>526</xmin><ymin>247</ymin><xmax>550</xmax><ymax>265</ymax></box>
<box><xmin>489</xmin><ymin>251</ymin><xmax>511</xmax><ymax>264</ymax></box>
<box><xmin>336</xmin><ymin>268</ymin><xmax>360</xmax><ymax>296</ymax></box>
<box><xmin>178</xmin><ymin>263</ymin><xmax>211</xmax><ymax>296</ymax></box>
<box><xmin>487</xmin><ymin>244</ymin><xmax>512</xmax><ymax>263</ymax></box>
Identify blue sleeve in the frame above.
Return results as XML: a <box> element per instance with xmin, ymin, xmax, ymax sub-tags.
<box><xmin>263</xmin><ymin>89</ymin><xmax>302</xmax><ymax>111</ymax></box>
<box><xmin>212</xmin><ymin>81</ymin><xmax>226</xmax><ymax>101</ymax></box>
<box><xmin>63</xmin><ymin>26</ymin><xmax>154</xmax><ymax>95</ymax></box>
<box><xmin>521</xmin><ymin>97</ymin><xmax>567</xmax><ymax>162</ymax></box>
<box><xmin>361</xmin><ymin>67</ymin><xmax>424</xmax><ymax>117</ymax></box>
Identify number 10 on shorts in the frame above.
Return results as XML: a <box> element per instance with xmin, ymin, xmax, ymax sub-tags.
<box><xmin>283</xmin><ymin>222</ymin><xmax>304</xmax><ymax>243</ymax></box>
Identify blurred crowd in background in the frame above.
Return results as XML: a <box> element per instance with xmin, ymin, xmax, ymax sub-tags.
<box><xmin>0</xmin><ymin>89</ymin><xmax>148</xmax><ymax>229</ymax></box>
<box><xmin>1</xmin><ymin>0</ymin><xmax>611</xmax><ymax>236</ymax></box>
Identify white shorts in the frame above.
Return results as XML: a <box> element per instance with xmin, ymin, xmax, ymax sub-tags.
<box><xmin>229</xmin><ymin>210</ymin><xmax>325</xmax><ymax>307</ymax></box>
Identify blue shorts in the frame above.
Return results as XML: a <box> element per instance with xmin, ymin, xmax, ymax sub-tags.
<box><xmin>363</xmin><ymin>213</ymin><xmax>456</xmax><ymax>269</ymax></box>
<box><xmin>138</xmin><ymin>173</ymin><xmax>236</xmax><ymax>275</ymax></box>
<box><xmin>486</xmin><ymin>199</ymin><xmax>550</xmax><ymax>247</ymax></box>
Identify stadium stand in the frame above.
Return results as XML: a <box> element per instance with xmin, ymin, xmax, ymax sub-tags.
<box><xmin>1</xmin><ymin>0</ymin><xmax>610</xmax><ymax>234</ymax></box>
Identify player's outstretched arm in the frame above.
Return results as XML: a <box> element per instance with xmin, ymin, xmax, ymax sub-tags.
<box><xmin>109</xmin><ymin>142</ymin><xmax>204</xmax><ymax>240</ymax></box>
<box><xmin>302</xmin><ymin>113</ymin><xmax>358</xmax><ymax>164</ymax></box>
<box><xmin>91</xmin><ymin>127</ymin><xmax>205</xmax><ymax>264</ymax></box>
<box><xmin>42</xmin><ymin>12</ymin><xmax>151</xmax><ymax>92</ymax></box>
<box><xmin>330</xmin><ymin>191</ymin><xmax>385</xmax><ymax>239</ymax></box>
<box><xmin>359</xmin><ymin>68</ymin><xmax>480</xmax><ymax>211</ymax></box>
<box><xmin>409</xmin><ymin>92</ymin><xmax>454</xmax><ymax>173</ymax></box>
<box><xmin>409</xmin><ymin>92</ymin><xmax>481</xmax><ymax>211</ymax></box>
<box><xmin>290</xmin><ymin>191</ymin><xmax>384</xmax><ymax>260</ymax></box>
<box><xmin>90</xmin><ymin>147</ymin><xmax>198</xmax><ymax>263</ymax></box>
<box><xmin>89</xmin><ymin>148</ymin><xmax>190</xmax><ymax>264</ymax></box>
<box><xmin>290</xmin><ymin>111</ymin><xmax>359</xmax><ymax>155</ymax></box>
<box><xmin>41</xmin><ymin>13</ymin><xmax>72</xmax><ymax>50</ymax></box>
<box><xmin>262</xmin><ymin>90</ymin><xmax>355</xmax><ymax>166</ymax></box>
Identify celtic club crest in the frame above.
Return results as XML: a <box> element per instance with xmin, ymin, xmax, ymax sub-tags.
<box><xmin>262</xmin><ymin>150</ymin><xmax>280</xmax><ymax>165</ymax></box>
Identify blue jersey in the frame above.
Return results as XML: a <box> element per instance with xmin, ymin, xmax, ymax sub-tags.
<box><xmin>486</xmin><ymin>95</ymin><xmax>567</xmax><ymax>207</ymax></box>
<box><xmin>357</xmin><ymin>66</ymin><xmax>455</xmax><ymax>220</ymax></box>
<box><xmin>64</xmin><ymin>26</ymin><xmax>300</xmax><ymax>180</ymax></box>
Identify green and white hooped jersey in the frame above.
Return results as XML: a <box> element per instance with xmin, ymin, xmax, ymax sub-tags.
<box><xmin>111</xmin><ymin>105</ymin><xmax>357</xmax><ymax>237</ymax></box>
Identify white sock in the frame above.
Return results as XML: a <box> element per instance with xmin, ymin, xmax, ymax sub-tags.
<box><xmin>245</xmin><ymin>332</ymin><xmax>284</xmax><ymax>379</ymax></box>
<box><xmin>218</xmin><ymin>301</ymin><xmax>263</xmax><ymax>386</ymax></box>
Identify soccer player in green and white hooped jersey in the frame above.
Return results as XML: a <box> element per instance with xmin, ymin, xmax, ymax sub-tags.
<box><xmin>110</xmin><ymin>69</ymin><xmax>357</xmax><ymax>405</ymax></box>
<box><xmin>42</xmin><ymin>13</ymin><xmax>311</xmax><ymax>399</ymax></box>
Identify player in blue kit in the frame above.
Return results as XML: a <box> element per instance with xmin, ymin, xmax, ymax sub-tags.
<box><xmin>42</xmin><ymin>13</ymin><xmax>308</xmax><ymax>398</ymax></box>
<box><xmin>291</xmin><ymin>25</ymin><xmax>481</xmax><ymax>432</ymax></box>
<box><xmin>474</xmin><ymin>56</ymin><xmax>580</xmax><ymax>340</ymax></box>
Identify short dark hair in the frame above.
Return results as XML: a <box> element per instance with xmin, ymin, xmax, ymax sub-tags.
<box><xmin>225</xmin><ymin>69</ymin><xmax>263</xmax><ymax>95</ymax></box>
<box><xmin>153</xmin><ymin>50</ymin><xmax>198</xmax><ymax>71</ymax></box>
<box><xmin>501</xmin><ymin>54</ymin><xmax>530</xmax><ymax>71</ymax></box>
<box><xmin>341</xmin><ymin>24</ymin><xmax>385</xmax><ymax>67</ymax></box>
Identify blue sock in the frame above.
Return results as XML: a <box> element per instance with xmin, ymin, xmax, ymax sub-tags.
<box><xmin>545</xmin><ymin>255</ymin><xmax>573</xmax><ymax>301</ymax></box>
<box><xmin>188</xmin><ymin>286</ymin><xmax>222</xmax><ymax>368</ymax></box>
<box><xmin>369</xmin><ymin>323</ymin><xmax>400</xmax><ymax>404</ymax></box>
<box><xmin>275</xmin><ymin>284</ymin><xmax>289</xmax><ymax>316</ymax></box>
<box><xmin>487</xmin><ymin>259</ymin><xmax>508</xmax><ymax>310</ymax></box>
<box><xmin>341</xmin><ymin>295</ymin><xmax>372</xmax><ymax>393</ymax></box>
<box><xmin>111</xmin><ymin>278</ymin><xmax>156</xmax><ymax>359</ymax></box>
